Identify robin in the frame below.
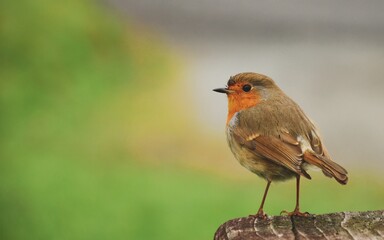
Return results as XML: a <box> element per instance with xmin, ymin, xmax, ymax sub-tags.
<box><xmin>213</xmin><ymin>72</ymin><xmax>348</xmax><ymax>218</ymax></box>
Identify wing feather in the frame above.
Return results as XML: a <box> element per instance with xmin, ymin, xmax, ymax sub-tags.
<box><xmin>233</xmin><ymin>129</ymin><xmax>311</xmax><ymax>179</ymax></box>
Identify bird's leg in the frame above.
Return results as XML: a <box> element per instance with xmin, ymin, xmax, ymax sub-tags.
<box><xmin>250</xmin><ymin>180</ymin><xmax>271</xmax><ymax>219</ymax></box>
<box><xmin>281</xmin><ymin>175</ymin><xmax>310</xmax><ymax>217</ymax></box>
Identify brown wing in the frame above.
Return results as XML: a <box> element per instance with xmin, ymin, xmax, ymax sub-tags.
<box><xmin>304</xmin><ymin>130</ymin><xmax>348</xmax><ymax>184</ymax></box>
<box><xmin>232</xmin><ymin>129</ymin><xmax>311</xmax><ymax>179</ymax></box>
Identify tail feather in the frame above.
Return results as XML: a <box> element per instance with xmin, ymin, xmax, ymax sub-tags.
<box><xmin>303</xmin><ymin>151</ymin><xmax>348</xmax><ymax>185</ymax></box>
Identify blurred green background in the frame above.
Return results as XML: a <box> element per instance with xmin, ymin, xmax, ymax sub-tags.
<box><xmin>1</xmin><ymin>0</ymin><xmax>383</xmax><ymax>240</ymax></box>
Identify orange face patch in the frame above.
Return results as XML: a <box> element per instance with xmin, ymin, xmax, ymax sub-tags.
<box><xmin>226</xmin><ymin>82</ymin><xmax>261</xmax><ymax>125</ymax></box>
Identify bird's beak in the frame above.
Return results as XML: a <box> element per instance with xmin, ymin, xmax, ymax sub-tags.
<box><xmin>213</xmin><ymin>88</ymin><xmax>233</xmax><ymax>94</ymax></box>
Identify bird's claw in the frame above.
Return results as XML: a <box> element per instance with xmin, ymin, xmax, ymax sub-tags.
<box><xmin>280</xmin><ymin>209</ymin><xmax>310</xmax><ymax>217</ymax></box>
<box><xmin>249</xmin><ymin>209</ymin><xmax>269</xmax><ymax>220</ymax></box>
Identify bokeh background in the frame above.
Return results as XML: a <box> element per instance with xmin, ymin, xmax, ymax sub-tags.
<box><xmin>1</xmin><ymin>0</ymin><xmax>384</xmax><ymax>239</ymax></box>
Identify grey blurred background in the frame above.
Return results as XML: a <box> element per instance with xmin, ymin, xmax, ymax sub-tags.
<box><xmin>107</xmin><ymin>0</ymin><xmax>384</xmax><ymax>171</ymax></box>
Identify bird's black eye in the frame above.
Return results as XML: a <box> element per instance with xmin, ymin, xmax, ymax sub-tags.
<box><xmin>242</xmin><ymin>84</ymin><xmax>252</xmax><ymax>92</ymax></box>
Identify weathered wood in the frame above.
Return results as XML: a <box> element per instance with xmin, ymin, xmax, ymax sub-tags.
<box><xmin>214</xmin><ymin>210</ymin><xmax>384</xmax><ymax>240</ymax></box>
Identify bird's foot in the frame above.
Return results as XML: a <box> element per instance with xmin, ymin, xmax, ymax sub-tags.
<box><xmin>249</xmin><ymin>209</ymin><xmax>269</xmax><ymax>220</ymax></box>
<box><xmin>280</xmin><ymin>208</ymin><xmax>310</xmax><ymax>217</ymax></box>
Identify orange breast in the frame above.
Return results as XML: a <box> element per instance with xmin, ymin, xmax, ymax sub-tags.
<box><xmin>226</xmin><ymin>91</ymin><xmax>261</xmax><ymax>125</ymax></box>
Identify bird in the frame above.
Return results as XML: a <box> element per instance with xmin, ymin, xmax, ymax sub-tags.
<box><xmin>213</xmin><ymin>72</ymin><xmax>348</xmax><ymax>218</ymax></box>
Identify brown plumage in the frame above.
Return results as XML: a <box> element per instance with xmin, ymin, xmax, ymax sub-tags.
<box><xmin>214</xmin><ymin>72</ymin><xmax>348</xmax><ymax>218</ymax></box>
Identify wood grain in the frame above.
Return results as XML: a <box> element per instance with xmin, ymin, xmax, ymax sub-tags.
<box><xmin>214</xmin><ymin>210</ymin><xmax>384</xmax><ymax>240</ymax></box>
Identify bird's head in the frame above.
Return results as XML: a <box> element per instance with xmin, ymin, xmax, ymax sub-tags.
<box><xmin>213</xmin><ymin>72</ymin><xmax>279</xmax><ymax>124</ymax></box>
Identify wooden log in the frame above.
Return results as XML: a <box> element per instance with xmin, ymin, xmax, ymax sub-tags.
<box><xmin>214</xmin><ymin>210</ymin><xmax>384</xmax><ymax>240</ymax></box>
